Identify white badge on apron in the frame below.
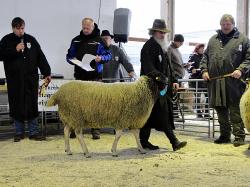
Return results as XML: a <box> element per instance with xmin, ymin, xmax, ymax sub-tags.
<box><xmin>158</xmin><ymin>55</ymin><xmax>162</xmax><ymax>63</ymax></box>
<box><xmin>27</xmin><ymin>42</ymin><xmax>31</xmax><ymax>49</ymax></box>
<box><xmin>238</xmin><ymin>44</ymin><xmax>242</xmax><ymax>51</ymax></box>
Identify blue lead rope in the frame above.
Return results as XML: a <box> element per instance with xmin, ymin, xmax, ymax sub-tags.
<box><xmin>160</xmin><ymin>85</ymin><xmax>168</xmax><ymax>96</ymax></box>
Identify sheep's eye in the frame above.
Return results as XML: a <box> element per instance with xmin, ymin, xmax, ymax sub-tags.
<box><xmin>156</xmin><ymin>77</ymin><xmax>160</xmax><ymax>81</ymax></box>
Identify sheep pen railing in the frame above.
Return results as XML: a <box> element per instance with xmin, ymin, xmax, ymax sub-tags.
<box><xmin>174</xmin><ymin>78</ymin><xmax>249</xmax><ymax>138</ymax></box>
<box><xmin>173</xmin><ymin>79</ymin><xmax>213</xmax><ymax>137</ymax></box>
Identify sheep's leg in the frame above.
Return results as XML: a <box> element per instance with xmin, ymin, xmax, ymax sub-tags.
<box><xmin>111</xmin><ymin>129</ymin><xmax>123</xmax><ymax>157</ymax></box>
<box><xmin>131</xmin><ymin>129</ymin><xmax>146</xmax><ymax>154</ymax></box>
<box><xmin>64</xmin><ymin>125</ymin><xmax>72</xmax><ymax>155</ymax></box>
<box><xmin>74</xmin><ymin>127</ymin><xmax>90</xmax><ymax>158</ymax></box>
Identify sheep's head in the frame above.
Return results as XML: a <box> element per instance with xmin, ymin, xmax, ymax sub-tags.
<box><xmin>147</xmin><ymin>71</ymin><xmax>168</xmax><ymax>96</ymax></box>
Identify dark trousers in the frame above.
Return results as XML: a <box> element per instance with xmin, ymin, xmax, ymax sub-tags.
<box><xmin>215</xmin><ymin>104</ymin><xmax>245</xmax><ymax>139</ymax></box>
<box><xmin>139</xmin><ymin>125</ymin><xmax>178</xmax><ymax>145</ymax></box>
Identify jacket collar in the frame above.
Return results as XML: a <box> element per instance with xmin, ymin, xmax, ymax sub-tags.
<box><xmin>216</xmin><ymin>27</ymin><xmax>240</xmax><ymax>39</ymax></box>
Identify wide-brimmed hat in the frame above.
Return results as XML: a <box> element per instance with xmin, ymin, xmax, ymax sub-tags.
<box><xmin>148</xmin><ymin>19</ymin><xmax>170</xmax><ymax>33</ymax></box>
<box><xmin>101</xmin><ymin>30</ymin><xmax>114</xmax><ymax>38</ymax></box>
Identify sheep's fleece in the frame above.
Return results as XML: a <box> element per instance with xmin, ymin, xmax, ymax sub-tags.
<box><xmin>47</xmin><ymin>74</ymin><xmax>165</xmax><ymax>157</ymax></box>
<box><xmin>240</xmin><ymin>83</ymin><xmax>250</xmax><ymax>132</ymax></box>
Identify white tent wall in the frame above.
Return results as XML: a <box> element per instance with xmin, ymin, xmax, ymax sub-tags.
<box><xmin>0</xmin><ymin>0</ymin><xmax>116</xmax><ymax>79</ymax></box>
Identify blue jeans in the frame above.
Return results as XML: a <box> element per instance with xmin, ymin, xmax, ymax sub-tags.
<box><xmin>14</xmin><ymin>118</ymin><xmax>39</xmax><ymax>136</ymax></box>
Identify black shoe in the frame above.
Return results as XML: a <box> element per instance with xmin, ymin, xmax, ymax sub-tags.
<box><xmin>29</xmin><ymin>134</ymin><xmax>46</xmax><ymax>141</ymax></box>
<box><xmin>70</xmin><ymin>132</ymin><xmax>76</xmax><ymax>139</ymax></box>
<box><xmin>172</xmin><ymin>141</ymin><xmax>187</xmax><ymax>151</ymax></box>
<box><xmin>141</xmin><ymin>141</ymin><xmax>159</xmax><ymax>150</ymax></box>
<box><xmin>14</xmin><ymin>134</ymin><xmax>24</xmax><ymax>142</ymax></box>
<box><xmin>92</xmin><ymin>134</ymin><xmax>100</xmax><ymax>140</ymax></box>
<box><xmin>214</xmin><ymin>137</ymin><xmax>231</xmax><ymax>144</ymax></box>
<box><xmin>233</xmin><ymin>137</ymin><xmax>245</xmax><ymax>147</ymax></box>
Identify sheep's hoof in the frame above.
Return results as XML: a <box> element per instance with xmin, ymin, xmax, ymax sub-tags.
<box><xmin>139</xmin><ymin>149</ymin><xmax>146</xmax><ymax>154</ymax></box>
<box><xmin>112</xmin><ymin>153</ymin><xmax>118</xmax><ymax>157</ymax></box>
<box><xmin>84</xmin><ymin>153</ymin><xmax>91</xmax><ymax>158</ymax></box>
<box><xmin>66</xmin><ymin>151</ymin><xmax>72</xmax><ymax>155</ymax></box>
<box><xmin>248</xmin><ymin>144</ymin><xmax>250</xmax><ymax>150</ymax></box>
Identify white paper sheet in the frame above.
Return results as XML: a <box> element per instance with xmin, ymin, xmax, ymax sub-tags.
<box><xmin>70</xmin><ymin>54</ymin><xmax>96</xmax><ymax>71</ymax></box>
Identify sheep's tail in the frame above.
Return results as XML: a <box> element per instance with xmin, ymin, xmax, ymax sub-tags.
<box><xmin>46</xmin><ymin>92</ymin><xmax>58</xmax><ymax>107</ymax></box>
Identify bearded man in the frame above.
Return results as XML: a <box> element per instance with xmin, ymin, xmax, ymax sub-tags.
<box><xmin>139</xmin><ymin>19</ymin><xmax>187</xmax><ymax>151</ymax></box>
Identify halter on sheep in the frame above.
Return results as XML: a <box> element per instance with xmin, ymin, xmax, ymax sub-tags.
<box><xmin>47</xmin><ymin>71</ymin><xmax>168</xmax><ymax>157</ymax></box>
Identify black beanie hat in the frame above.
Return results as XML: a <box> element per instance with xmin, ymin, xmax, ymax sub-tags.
<box><xmin>174</xmin><ymin>34</ymin><xmax>184</xmax><ymax>42</ymax></box>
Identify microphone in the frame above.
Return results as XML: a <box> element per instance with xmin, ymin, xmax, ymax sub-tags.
<box><xmin>20</xmin><ymin>38</ymin><xmax>24</xmax><ymax>53</ymax></box>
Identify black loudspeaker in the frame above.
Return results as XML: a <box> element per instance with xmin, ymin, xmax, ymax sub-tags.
<box><xmin>113</xmin><ymin>8</ymin><xmax>131</xmax><ymax>43</ymax></box>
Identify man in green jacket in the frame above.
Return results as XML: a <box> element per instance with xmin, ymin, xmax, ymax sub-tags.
<box><xmin>200</xmin><ymin>14</ymin><xmax>250</xmax><ymax>146</ymax></box>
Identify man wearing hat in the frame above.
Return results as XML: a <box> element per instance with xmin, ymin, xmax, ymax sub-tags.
<box><xmin>100</xmin><ymin>30</ymin><xmax>135</xmax><ymax>82</ymax></box>
<box><xmin>167</xmin><ymin>34</ymin><xmax>185</xmax><ymax>80</ymax></box>
<box><xmin>140</xmin><ymin>19</ymin><xmax>187</xmax><ymax>151</ymax></box>
<box><xmin>167</xmin><ymin>34</ymin><xmax>185</xmax><ymax>121</ymax></box>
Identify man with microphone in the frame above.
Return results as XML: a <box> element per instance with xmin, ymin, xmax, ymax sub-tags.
<box><xmin>0</xmin><ymin>17</ymin><xmax>51</xmax><ymax>142</ymax></box>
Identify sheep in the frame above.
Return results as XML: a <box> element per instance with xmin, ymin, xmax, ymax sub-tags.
<box><xmin>239</xmin><ymin>82</ymin><xmax>250</xmax><ymax>150</ymax></box>
<box><xmin>46</xmin><ymin>71</ymin><xmax>168</xmax><ymax>157</ymax></box>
